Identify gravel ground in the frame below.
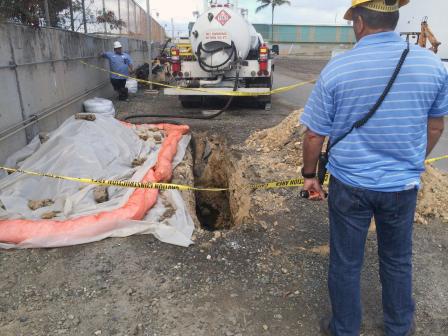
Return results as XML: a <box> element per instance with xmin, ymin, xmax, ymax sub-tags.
<box><xmin>0</xmin><ymin>57</ymin><xmax>447</xmax><ymax>336</ymax></box>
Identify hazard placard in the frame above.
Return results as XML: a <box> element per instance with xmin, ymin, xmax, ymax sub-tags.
<box><xmin>215</xmin><ymin>10</ymin><xmax>231</xmax><ymax>26</ymax></box>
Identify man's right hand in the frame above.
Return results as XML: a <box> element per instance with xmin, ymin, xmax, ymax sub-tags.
<box><xmin>303</xmin><ymin>177</ymin><xmax>326</xmax><ymax>201</ymax></box>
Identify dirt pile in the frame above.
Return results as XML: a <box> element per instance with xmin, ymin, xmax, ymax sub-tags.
<box><xmin>244</xmin><ymin>109</ymin><xmax>305</xmax><ymax>180</ymax></box>
<box><xmin>244</xmin><ymin>109</ymin><xmax>448</xmax><ymax>225</ymax></box>
<box><xmin>219</xmin><ymin>109</ymin><xmax>306</xmax><ymax>225</ymax></box>
<box><xmin>416</xmin><ymin>165</ymin><xmax>448</xmax><ymax>224</ymax></box>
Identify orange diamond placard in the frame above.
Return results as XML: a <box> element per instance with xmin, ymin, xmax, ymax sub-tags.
<box><xmin>215</xmin><ymin>10</ymin><xmax>231</xmax><ymax>26</ymax></box>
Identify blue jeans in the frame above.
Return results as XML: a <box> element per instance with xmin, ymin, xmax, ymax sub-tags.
<box><xmin>328</xmin><ymin>177</ymin><xmax>417</xmax><ymax>336</ymax></box>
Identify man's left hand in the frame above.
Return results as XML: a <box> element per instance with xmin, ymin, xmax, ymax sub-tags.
<box><xmin>303</xmin><ymin>177</ymin><xmax>326</xmax><ymax>201</ymax></box>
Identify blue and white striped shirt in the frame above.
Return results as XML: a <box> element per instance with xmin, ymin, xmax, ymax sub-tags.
<box><xmin>301</xmin><ymin>32</ymin><xmax>448</xmax><ymax>192</ymax></box>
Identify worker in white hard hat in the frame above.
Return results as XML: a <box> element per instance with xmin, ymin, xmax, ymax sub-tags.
<box><xmin>300</xmin><ymin>0</ymin><xmax>447</xmax><ymax>335</ymax></box>
<box><xmin>101</xmin><ymin>41</ymin><xmax>134</xmax><ymax>101</ymax></box>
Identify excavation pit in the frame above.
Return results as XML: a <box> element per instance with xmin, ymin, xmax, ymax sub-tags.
<box><xmin>192</xmin><ymin>133</ymin><xmax>234</xmax><ymax>231</ymax></box>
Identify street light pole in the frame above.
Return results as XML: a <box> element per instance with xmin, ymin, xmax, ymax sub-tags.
<box><xmin>43</xmin><ymin>0</ymin><xmax>51</xmax><ymax>26</ymax></box>
<box><xmin>81</xmin><ymin>0</ymin><xmax>87</xmax><ymax>33</ymax></box>
<box><xmin>146</xmin><ymin>0</ymin><xmax>153</xmax><ymax>89</ymax></box>
<box><xmin>146</xmin><ymin>0</ymin><xmax>152</xmax><ymax>60</ymax></box>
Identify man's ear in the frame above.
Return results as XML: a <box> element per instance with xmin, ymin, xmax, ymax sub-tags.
<box><xmin>356</xmin><ymin>15</ymin><xmax>365</xmax><ymax>33</ymax></box>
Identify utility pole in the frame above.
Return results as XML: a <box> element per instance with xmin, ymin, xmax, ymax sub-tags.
<box><xmin>102</xmin><ymin>0</ymin><xmax>107</xmax><ymax>34</ymax></box>
<box><xmin>147</xmin><ymin>0</ymin><xmax>152</xmax><ymax>59</ymax></box>
<box><xmin>171</xmin><ymin>18</ymin><xmax>174</xmax><ymax>39</ymax></box>
<box><xmin>43</xmin><ymin>0</ymin><xmax>50</xmax><ymax>27</ymax></box>
<box><xmin>81</xmin><ymin>0</ymin><xmax>87</xmax><ymax>33</ymax></box>
<box><xmin>146</xmin><ymin>0</ymin><xmax>153</xmax><ymax>90</ymax></box>
<box><xmin>69</xmin><ymin>0</ymin><xmax>74</xmax><ymax>31</ymax></box>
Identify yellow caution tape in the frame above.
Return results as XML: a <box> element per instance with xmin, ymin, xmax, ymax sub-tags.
<box><xmin>0</xmin><ymin>166</ymin><xmax>227</xmax><ymax>192</ymax></box>
<box><xmin>0</xmin><ymin>156</ymin><xmax>446</xmax><ymax>193</ymax></box>
<box><xmin>249</xmin><ymin>173</ymin><xmax>331</xmax><ymax>190</ymax></box>
<box><xmin>425</xmin><ymin>155</ymin><xmax>448</xmax><ymax>164</ymax></box>
<box><xmin>80</xmin><ymin>61</ymin><xmax>316</xmax><ymax>97</ymax></box>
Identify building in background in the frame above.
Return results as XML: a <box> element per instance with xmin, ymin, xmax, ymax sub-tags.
<box><xmin>254</xmin><ymin>24</ymin><xmax>356</xmax><ymax>58</ymax></box>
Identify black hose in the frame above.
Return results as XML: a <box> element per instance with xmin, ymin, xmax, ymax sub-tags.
<box><xmin>197</xmin><ymin>42</ymin><xmax>237</xmax><ymax>73</ymax></box>
<box><xmin>124</xmin><ymin>41</ymin><xmax>242</xmax><ymax>124</ymax></box>
<box><xmin>127</xmin><ymin>119</ymin><xmax>184</xmax><ymax>125</ymax></box>
<box><xmin>198</xmin><ymin>42</ymin><xmax>233</xmax><ymax>54</ymax></box>
<box><xmin>123</xmin><ymin>66</ymin><xmax>241</xmax><ymax>123</ymax></box>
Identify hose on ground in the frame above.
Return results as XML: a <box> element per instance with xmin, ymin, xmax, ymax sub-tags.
<box><xmin>123</xmin><ymin>66</ymin><xmax>241</xmax><ymax>123</ymax></box>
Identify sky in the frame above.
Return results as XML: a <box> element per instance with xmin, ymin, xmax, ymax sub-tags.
<box><xmin>136</xmin><ymin>0</ymin><xmax>350</xmax><ymax>36</ymax></box>
<box><xmin>136</xmin><ymin>0</ymin><xmax>448</xmax><ymax>58</ymax></box>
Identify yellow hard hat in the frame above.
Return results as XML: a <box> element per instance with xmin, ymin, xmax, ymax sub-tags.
<box><xmin>344</xmin><ymin>0</ymin><xmax>410</xmax><ymax>21</ymax></box>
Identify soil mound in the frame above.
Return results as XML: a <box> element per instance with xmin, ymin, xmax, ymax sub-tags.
<box><xmin>246</xmin><ymin>109</ymin><xmax>448</xmax><ymax>225</ymax></box>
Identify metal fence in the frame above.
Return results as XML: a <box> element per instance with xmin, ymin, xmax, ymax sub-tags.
<box><xmin>0</xmin><ymin>0</ymin><xmax>166</xmax><ymax>42</ymax></box>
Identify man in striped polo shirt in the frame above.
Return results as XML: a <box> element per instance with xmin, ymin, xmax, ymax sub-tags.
<box><xmin>300</xmin><ymin>1</ymin><xmax>447</xmax><ymax>335</ymax></box>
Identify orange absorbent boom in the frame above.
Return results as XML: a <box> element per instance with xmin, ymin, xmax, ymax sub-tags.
<box><xmin>0</xmin><ymin>123</ymin><xmax>190</xmax><ymax>245</ymax></box>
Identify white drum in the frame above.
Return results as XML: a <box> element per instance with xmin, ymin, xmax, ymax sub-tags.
<box><xmin>83</xmin><ymin>98</ymin><xmax>115</xmax><ymax>117</ymax></box>
<box><xmin>126</xmin><ymin>79</ymin><xmax>138</xmax><ymax>94</ymax></box>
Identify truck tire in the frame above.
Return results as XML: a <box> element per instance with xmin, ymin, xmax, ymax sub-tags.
<box><xmin>257</xmin><ymin>76</ymin><xmax>272</xmax><ymax>109</ymax></box>
<box><xmin>180</xmin><ymin>96</ymin><xmax>203</xmax><ymax>108</ymax></box>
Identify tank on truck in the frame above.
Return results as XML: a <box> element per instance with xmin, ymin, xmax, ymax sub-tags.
<box><xmin>164</xmin><ymin>0</ymin><xmax>274</xmax><ymax>110</ymax></box>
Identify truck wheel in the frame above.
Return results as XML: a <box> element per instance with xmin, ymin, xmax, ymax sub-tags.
<box><xmin>257</xmin><ymin>77</ymin><xmax>272</xmax><ymax>109</ymax></box>
<box><xmin>180</xmin><ymin>97</ymin><xmax>202</xmax><ymax>108</ymax></box>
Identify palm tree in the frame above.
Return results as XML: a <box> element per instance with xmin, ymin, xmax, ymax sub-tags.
<box><xmin>256</xmin><ymin>0</ymin><xmax>291</xmax><ymax>44</ymax></box>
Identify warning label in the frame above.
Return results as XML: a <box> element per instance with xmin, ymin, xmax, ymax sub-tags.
<box><xmin>215</xmin><ymin>10</ymin><xmax>231</xmax><ymax>26</ymax></box>
<box><xmin>205</xmin><ymin>30</ymin><xmax>230</xmax><ymax>42</ymax></box>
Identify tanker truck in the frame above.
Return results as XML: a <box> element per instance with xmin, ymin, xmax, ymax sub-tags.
<box><xmin>164</xmin><ymin>1</ymin><xmax>274</xmax><ymax>109</ymax></box>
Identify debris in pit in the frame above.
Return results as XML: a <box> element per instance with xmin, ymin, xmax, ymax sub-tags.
<box><xmin>196</xmin><ymin>201</ymin><xmax>222</xmax><ymax>231</ymax></box>
<box><xmin>28</xmin><ymin>199</ymin><xmax>54</xmax><ymax>211</ymax></box>
<box><xmin>132</xmin><ymin>157</ymin><xmax>146</xmax><ymax>167</ymax></box>
<box><xmin>41</xmin><ymin>211</ymin><xmax>61</xmax><ymax>219</ymax></box>
<box><xmin>93</xmin><ymin>187</ymin><xmax>109</xmax><ymax>204</ymax></box>
<box><xmin>75</xmin><ymin>113</ymin><xmax>96</xmax><ymax>121</ymax></box>
<box><xmin>193</xmin><ymin>134</ymin><xmax>233</xmax><ymax>230</ymax></box>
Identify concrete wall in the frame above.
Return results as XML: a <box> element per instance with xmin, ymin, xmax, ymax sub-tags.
<box><xmin>277</xmin><ymin>43</ymin><xmax>353</xmax><ymax>58</ymax></box>
<box><xmin>0</xmin><ymin>23</ymin><xmax>150</xmax><ymax>164</ymax></box>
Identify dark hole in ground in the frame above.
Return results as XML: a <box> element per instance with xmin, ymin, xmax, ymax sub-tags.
<box><xmin>195</xmin><ymin>201</ymin><xmax>221</xmax><ymax>232</ymax></box>
<box><xmin>192</xmin><ymin>133</ymin><xmax>233</xmax><ymax>231</ymax></box>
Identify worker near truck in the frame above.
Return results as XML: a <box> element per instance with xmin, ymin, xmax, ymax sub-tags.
<box><xmin>101</xmin><ymin>41</ymin><xmax>134</xmax><ymax>101</ymax></box>
<box><xmin>300</xmin><ymin>0</ymin><xmax>447</xmax><ymax>335</ymax></box>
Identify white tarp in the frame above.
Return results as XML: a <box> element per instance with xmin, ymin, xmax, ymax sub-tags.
<box><xmin>0</xmin><ymin>115</ymin><xmax>194</xmax><ymax>248</ymax></box>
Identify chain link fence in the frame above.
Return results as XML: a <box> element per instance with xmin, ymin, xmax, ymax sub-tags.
<box><xmin>0</xmin><ymin>0</ymin><xmax>166</xmax><ymax>42</ymax></box>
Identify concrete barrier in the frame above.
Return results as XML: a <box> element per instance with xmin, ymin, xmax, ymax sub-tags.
<box><xmin>0</xmin><ymin>23</ymin><xmax>151</xmax><ymax>164</ymax></box>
